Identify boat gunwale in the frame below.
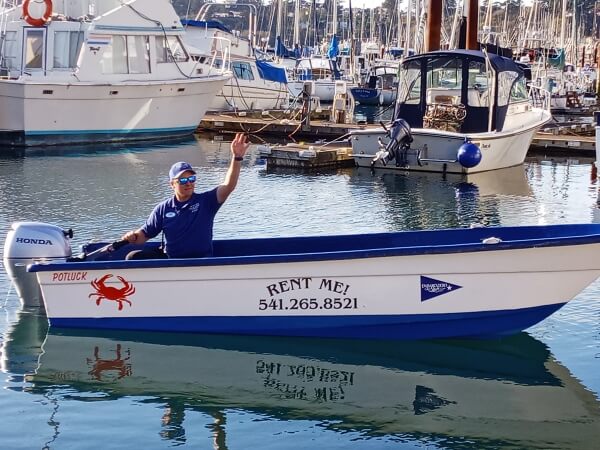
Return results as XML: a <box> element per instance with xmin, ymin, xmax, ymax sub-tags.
<box><xmin>27</xmin><ymin>225</ymin><xmax>600</xmax><ymax>273</ymax></box>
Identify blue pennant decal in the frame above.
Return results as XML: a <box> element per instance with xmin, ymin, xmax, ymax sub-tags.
<box><xmin>420</xmin><ymin>276</ymin><xmax>462</xmax><ymax>302</ymax></box>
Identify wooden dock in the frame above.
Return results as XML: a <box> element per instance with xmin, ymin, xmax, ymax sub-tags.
<box><xmin>198</xmin><ymin>110</ymin><xmax>374</xmax><ymax>139</ymax></box>
<box><xmin>530</xmin><ymin>133</ymin><xmax>595</xmax><ymax>155</ymax></box>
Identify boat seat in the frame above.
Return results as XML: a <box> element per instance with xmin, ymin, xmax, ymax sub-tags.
<box><xmin>467</xmin><ymin>88</ymin><xmax>489</xmax><ymax>107</ymax></box>
<box><xmin>426</xmin><ymin>88</ymin><xmax>461</xmax><ymax>105</ymax></box>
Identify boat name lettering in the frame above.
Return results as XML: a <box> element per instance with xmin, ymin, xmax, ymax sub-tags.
<box><xmin>52</xmin><ymin>271</ymin><xmax>88</xmax><ymax>282</ymax></box>
<box><xmin>266</xmin><ymin>278</ymin><xmax>350</xmax><ymax>296</ymax></box>
<box><xmin>16</xmin><ymin>237</ymin><xmax>52</xmax><ymax>245</ymax></box>
<box><xmin>259</xmin><ymin>297</ymin><xmax>358</xmax><ymax>311</ymax></box>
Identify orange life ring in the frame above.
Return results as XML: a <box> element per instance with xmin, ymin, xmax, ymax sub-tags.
<box><xmin>23</xmin><ymin>0</ymin><xmax>52</xmax><ymax>27</ymax></box>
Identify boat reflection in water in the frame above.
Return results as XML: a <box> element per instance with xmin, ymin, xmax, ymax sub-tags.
<box><xmin>2</xmin><ymin>311</ymin><xmax>599</xmax><ymax>449</ymax></box>
<box><xmin>351</xmin><ymin>165</ymin><xmax>533</xmax><ymax>230</ymax></box>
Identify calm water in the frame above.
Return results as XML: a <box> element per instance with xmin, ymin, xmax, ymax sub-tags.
<box><xmin>1</xmin><ymin>136</ymin><xmax>599</xmax><ymax>449</ymax></box>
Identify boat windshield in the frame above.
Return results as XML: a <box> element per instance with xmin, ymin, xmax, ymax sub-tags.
<box><xmin>497</xmin><ymin>70</ymin><xmax>528</xmax><ymax>105</ymax></box>
<box><xmin>397</xmin><ymin>60</ymin><xmax>421</xmax><ymax>104</ymax></box>
<box><xmin>467</xmin><ymin>60</ymin><xmax>490</xmax><ymax>107</ymax></box>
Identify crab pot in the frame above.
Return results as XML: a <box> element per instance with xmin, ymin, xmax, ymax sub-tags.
<box><xmin>3</xmin><ymin>222</ymin><xmax>72</xmax><ymax>308</ymax></box>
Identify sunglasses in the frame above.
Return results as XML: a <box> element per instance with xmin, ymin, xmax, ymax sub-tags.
<box><xmin>176</xmin><ymin>175</ymin><xmax>196</xmax><ymax>185</ymax></box>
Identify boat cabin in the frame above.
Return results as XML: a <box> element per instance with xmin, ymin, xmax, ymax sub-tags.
<box><xmin>395</xmin><ymin>50</ymin><xmax>529</xmax><ymax>133</ymax></box>
<box><xmin>294</xmin><ymin>57</ymin><xmax>340</xmax><ymax>81</ymax></box>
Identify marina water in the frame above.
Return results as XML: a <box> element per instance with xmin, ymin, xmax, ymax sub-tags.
<box><xmin>1</xmin><ymin>135</ymin><xmax>599</xmax><ymax>449</ymax></box>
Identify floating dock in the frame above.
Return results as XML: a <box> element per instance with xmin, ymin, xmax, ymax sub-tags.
<box><xmin>258</xmin><ymin>143</ymin><xmax>354</xmax><ymax>169</ymax></box>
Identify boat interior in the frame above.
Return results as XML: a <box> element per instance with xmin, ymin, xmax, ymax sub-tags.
<box><xmin>34</xmin><ymin>224</ymin><xmax>600</xmax><ymax>270</ymax></box>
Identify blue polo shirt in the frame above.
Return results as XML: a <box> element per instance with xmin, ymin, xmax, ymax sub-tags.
<box><xmin>141</xmin><ymin>188</ymin><xmax>222</xmax><ymax>258</ymax></box>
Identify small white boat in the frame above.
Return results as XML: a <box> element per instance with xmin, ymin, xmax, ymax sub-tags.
<box><xmin>350</xmin><ymin>50</ymin><xmax>552</xmax><ymax>173</ymax></box>
<box><xmin>4</xmin><ymin>221</ymin><xmax>600</xmax><ymax>340</ymax></box>
<box><xmin>287</xmin><ymin>56</ymin><xmax>356</xmax><ymax>102</ymax></box>
<box><xmin>0</xmin><ymin>0</ymin><xmax>231</xmax><ymax>146</ymax></box>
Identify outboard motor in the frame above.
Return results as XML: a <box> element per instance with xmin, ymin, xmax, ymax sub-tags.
<box><xmin>3</xmin><ymin>222</ymin><xmax>72</xmax><ymax>307</ymax></box>
<box><xmin>372</xmin><ymin>118</ymin><xmax>413</xmax><ymax>167</ymax></box>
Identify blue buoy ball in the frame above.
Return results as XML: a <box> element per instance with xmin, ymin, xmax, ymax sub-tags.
<box><xmin>457</xmin><ymin>141</ymin><xmax>482</xmax><ymax>168</ymax></box>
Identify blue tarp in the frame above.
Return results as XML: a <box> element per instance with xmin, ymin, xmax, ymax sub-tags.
<box><xmin>327</xmin><ymin>35</ymin><xmax>339</xmax><ymax>59</ymax></box>
<box><xmin>275</xmin><ymin>36</ymin><xmax>294</xmax><ymax>58</ymax></box>
<box><xmin>181</xmin><ymin>19</ymin><xmax>232</xmax><ymax>34</ymax></box>
<box><xmin>256</xmin><ymin>59</ymin><xmax>288</xmax><ymax>84</ymax></box>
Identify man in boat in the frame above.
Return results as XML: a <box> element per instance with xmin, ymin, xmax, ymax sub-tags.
<box><xmin>121</xmin><ymin>132</ymin><xmax>250</xmax><ymax>259</ymax></box>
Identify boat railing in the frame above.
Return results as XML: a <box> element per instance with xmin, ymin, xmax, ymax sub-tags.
<box><xmin>528</xmin><ymin>84</ymin><xmax>551</xmax><ymax>113</ymax></box>
<box><xmin>207</xmin><ymin>36</ymin><xmax>231</xmax><ymax>76</ymax></box>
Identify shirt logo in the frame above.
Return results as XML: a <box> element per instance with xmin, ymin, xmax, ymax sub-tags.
<box><xmin>165</xmin><ymin>212</ymin><xmax>176</xmax><ymax>218</ymax></box>
<box><xmin>420</xmin><ymin>276</ymin><xmax>462</xmax><ymax>301</ymax></box>
<box><xmin>189</xmin><ymin>203</ymin><xmax>199</xmax><ymax>213</ymax></box>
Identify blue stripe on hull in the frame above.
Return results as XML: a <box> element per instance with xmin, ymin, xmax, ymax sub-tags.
<box><xmin>0</xmin><ymin>127</ymin><xmax>197</xmax><ymax>147</ymax></box>
<box><xmin>49</xmin><ymin>303</ymin><xmax>566</xmax><ymax>340</ymax></box>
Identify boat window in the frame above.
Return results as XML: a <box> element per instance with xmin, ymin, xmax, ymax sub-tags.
<box><xmin>232</xmin><ymin>61</ymin><xmax>254</xmax><ymax>80</ymax></box>
<box><xmin>102</xmin><ymin>35</ymin><xmax>128</xmax><ymax>74</ymax></box>
<box><xmin>101</xmin><ymin>35</ymin><xmax>150</xmax><ymax>74</ymax></box>
<box><xmin>425</xmin><ymin>57</ymin><xmax>462</xmax><ymax>105</ymax></box>
<box><xmin>156</xmin><ymin>35</ymin><xmax>189</xmax><ymax>64</ymax></box>
<box><xmin>510</xmin><ymin>76</ymin><xmax>529</xmax><ymax>102</ymax></box>
<box><xmin>1</xmin><ymin>31</ymin><xmax>18</xmax><ymax>70</ymax></box>
<box><xmin>397</xmin><ymin>60</ymin><xmax>421</xmax><ymax>104</ymax></box>
<box><xmin>467</xmin><ymin>60</ymin><xmax>489</xmax><ymax>107</ymax></box>
<box><xmin>53</xmin><ymin>31</ymin><xmax>84</xmax><ymax>69</ymax></box>
<box><xmin>497</xmin><ymin>71</ymin><xmax>519</xmax><ymax>106</ymax></box>
<box><xmin>127</xmin><ymin>35</ymin><xmax>150</xmax><ymax>74</ymax></box>
<box><xmin>427</xmin><ymin>57</ymin><xmax>462</xmax><ymax>90</ymax></box>
<box><xmin>24</xmin><ymin>30</ymin><xmax>44</xmax><ymax>70</ymax></box>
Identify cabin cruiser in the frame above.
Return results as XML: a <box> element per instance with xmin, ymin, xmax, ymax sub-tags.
<box><xmin>182</xmin><ymin>2</ymin><xmax>289</xmax><ymax>112</ymax></box>
<box><xmin>350</xmin><ymin>50</ymin><xmax>551</xmax><ymax>173</ymax></box>
<box><xmin>0</xmin><ymin>0</ymin><xmax>231</xmax><ymax>147</ymax></box>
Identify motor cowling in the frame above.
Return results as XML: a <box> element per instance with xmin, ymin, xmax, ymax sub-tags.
<box><xmin>3</xmin><ymin>222</ymin><xmax>72</xmax><ymax>307</ymax></box>
<box><xmin>372</xmin><ymin>118</ymin><xmax>413</xmax><ymax>167</ymax></box>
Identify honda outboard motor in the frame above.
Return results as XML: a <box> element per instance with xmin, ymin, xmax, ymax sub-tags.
<box><xmin>372</xmin><ymin>118</ymin><xmax>413</xmax><ymax>167</ymax></box>
<box><xmin>3</xmin><ymin>222</ymin><xmax>72</xmax><ymax>307</ymax></box>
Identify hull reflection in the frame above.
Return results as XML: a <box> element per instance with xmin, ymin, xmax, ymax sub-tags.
<box><xmin>3</xmin><ymin>312</ymin><xmax>600</xmax><ymax>448</ymax></box>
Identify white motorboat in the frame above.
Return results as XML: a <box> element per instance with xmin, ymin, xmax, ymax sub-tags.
<box><xmin>350</xmin><ymin>50</ymin><xmax>552</xmax><ymax>173</ymax></box>
<box><xmin>182</xmin><ymin>2</ymin><xmax>289</xmax><ymax>112</ymax></box>
<box><xmin>4</xmin><ymin>221</ymin><xmax>600</xmax><ymax>340</ymax></box>
<box><xmin>0</xmin><ymin>0</ymin><xmax>231</xmax><ymax>146</ymax></box>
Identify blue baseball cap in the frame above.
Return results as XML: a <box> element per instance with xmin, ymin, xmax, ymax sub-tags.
<box><xmin>169</xmin><ymin>161</ymin><xmax>196</xmax><ymax>179</ymax></box>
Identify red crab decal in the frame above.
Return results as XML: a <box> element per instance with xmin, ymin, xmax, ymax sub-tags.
<box><xmin>89</xmin><ymin>274</ymin><xmax>135</xmax><ymax>310</ymax></box>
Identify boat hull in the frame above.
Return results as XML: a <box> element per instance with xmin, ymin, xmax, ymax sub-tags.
<box><xmin>30</xmin><ymin>226</ymin><xmax>600</xmax><ymax>339</ymax></box>
<box><xmin>210</xmin><ymin>79</ymin><xmax>289</xmax><ymax>111</ymax></box>
<box><xmin>349</xmin><ymin>87</ymin><xmax>380</xmax><ymax>105</ymax></box>
<box><xmin>0</xmin><ymin>76</ymin><xmax>229</xmax><ymax>146</ymax></box>
<box><xmin>351</xmin><ymin>117</ymin><xmax>546</xmax><ymax>173</ymax></box>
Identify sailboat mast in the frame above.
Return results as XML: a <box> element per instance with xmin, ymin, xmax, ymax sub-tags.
<box><xmin>404</xmin><ymin>0</ymin><xmax>412</xmax><ymax>55</ymax></box>
<box><xmin>332</xmin><ymin>0</ymin><xmax>338</xmax><ymax>36</ymax></box>
<box><xmin>294</xmin><ymin>0</ymin><xmax>300</xmax><ymax>47</ymax></box>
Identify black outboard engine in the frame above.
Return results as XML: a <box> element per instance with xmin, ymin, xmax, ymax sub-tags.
<box><xmin>3</xmin><ymin>222</ymin><xmax>72</xmax><ymax>307</ymax></box>
<box><xmin>372</xmin><ymin>118</ymin><xmax>413</xmax><ymax>167</ymax></box>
